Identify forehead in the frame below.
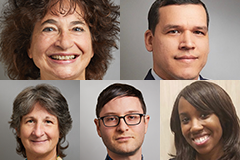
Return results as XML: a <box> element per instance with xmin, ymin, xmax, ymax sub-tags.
<box><xmin>158</xmin><ymin>4</ymin><xmax>207</xmax><ymax>27</ymax></box>
<box><xmin>23</xmin><ymin>103</ymin><xmax>56</xmax><ymax>119</ymax></box>
<box><xmin>99</xmin><ymin>96</ymin><xmax>143</xmax><ymax>116</ymax></box>
<box><xmin>45</xmin><ymin>0</ymin><xmax>85</xmax><ymax>19</ymax></box>
<box><xmin>178</xmin><ymin>97</ymin><xmax>197</xmax><ymax>114</ymax></box>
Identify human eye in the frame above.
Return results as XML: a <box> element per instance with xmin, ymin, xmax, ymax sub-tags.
<box><xmin>167</xmin><ymin>30</ymin><xmax>179</xmax><ymax>34</ymax></box>
<box><xmin>200</xmin><ymin>113</ymin><xmax>210</xmax><ymax>119</ymax></box>
<box><xmin>104</xmin><ymin>116</ymin><xmax>118</xmax><ymax>122</ymax></box>
<box><xmin>24</xmin><ymin>118</ymin><xmax>35</xmax><ymax>125</ymax></box>
<box><xmin>27</xmin><ymin>119</ymin><xmax>34</xmax><ymax>123</ymax></box>
<box><xmin>180</xmin><ymin>117</ymin><xmax>190</xmax><ymax>124</ymax></box>
<box><xmin>194</xmin><ymin>30</ymin><xmax>205</xmax><ymax>35</ymax></box>
<box><xmin>46</xmin><ymin>120</ymin><xmax>53</xmax><ymax>124</ymax></box>
<box><xmin>126</xmin><ymin>114</ymin><xmax>139</xmax><ymax>121</ymax></box>
<box><xmin>42</xmin><ymin>27</ymin><xmax>56</xmax><ymax>32</ymax></box>
<box><xmin>72</xmin><ymin>27</ymin><xmax>84</xmax><ymax>32</ymax></box>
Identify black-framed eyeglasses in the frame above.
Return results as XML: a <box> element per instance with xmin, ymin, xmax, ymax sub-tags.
<box><xmin>99</xmin><ymin>113</ymin><xmax>145</xmax><ymax>127</ymax></box>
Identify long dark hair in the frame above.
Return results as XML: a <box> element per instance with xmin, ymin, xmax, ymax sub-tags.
<box><xmin>170</xmin><ymin>81</ymin><xmax>240</xmax><ymax>160</ymax></box>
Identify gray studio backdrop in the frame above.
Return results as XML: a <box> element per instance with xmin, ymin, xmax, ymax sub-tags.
<box><xmin>80</xmin><ymin>80</ymin><xmax>160</xmax><ymax>159</ymax></box>
<box><xmin>121</xmin><ymin>0</ymin><xmax>240</xmax><ymax>80</ymax></box>
<box><xmin>0</xmin><ymin>0</ymin><xmax>120</xmax><ymax>80</ymax></box>
<box><xmin>0</xmin><ymin>80</ymin><xmax>80</xmax><ymax>160</ymax></box>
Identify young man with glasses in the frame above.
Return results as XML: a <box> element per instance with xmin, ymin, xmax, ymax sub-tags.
<box><xmin>94</xmin><ymin>83</ymin><xmax>150</xmax><ymax>160</ymax></box>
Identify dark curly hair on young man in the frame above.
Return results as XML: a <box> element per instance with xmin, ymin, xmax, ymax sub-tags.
<box><xmin>0</xmin><ymin>0</ymin><xmax>119</xmax><ymax>80</ymax></box>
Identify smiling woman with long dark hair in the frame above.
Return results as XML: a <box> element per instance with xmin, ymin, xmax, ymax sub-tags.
<box><xmin>170</xmin><ymin>81</ymin><xmax>240</xmax><ymax>160</ymax></box>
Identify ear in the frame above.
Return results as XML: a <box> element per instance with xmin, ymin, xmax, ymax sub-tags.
<box><xmin>94</xmin><ymin>118</ymin><xmax>102</xmax><ymax>137</ymax></box>
<box><xmin>144</xmin><ymin>115</ymin><xmax>150</xmax><ymax>134</ymax></box>
<box><xmin>27</xmin><ymin>48</ymin><xmax>33</xmax><ymax>59</ymax></box>
<box><xmin>91</xmin><ymin>51</ymin><xmax>94</xmax><ymax>58</ymax></box>
<box><xmin>15</xmin><ymin>128</ymin><xmax>20</xmax><ymax>138</ymax></box>
<box><xmin>144</xmin><ymin>30</ymin><xmax>154</xmax><ymax>52</ymax></box>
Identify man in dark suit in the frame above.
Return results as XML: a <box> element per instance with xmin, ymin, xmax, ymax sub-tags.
<box><xmin>144</xmin><ymin>0</ymin><xmax>209</xmax><ymax>80</ymax></box>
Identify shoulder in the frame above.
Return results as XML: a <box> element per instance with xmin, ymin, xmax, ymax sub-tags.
<box><xmin>57</xmin><ymin>156</ymin><xmax>63</xmax><ymax>160</ymax></box>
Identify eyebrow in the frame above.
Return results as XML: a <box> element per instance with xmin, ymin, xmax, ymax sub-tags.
<box><xmin>163</xmin><ymin>24</ymin><xmax>208</xmax><ymax>32</ymax></box>
<box><xmin>102</xmin><ymin>110</ymin><xmax>143</xmax><ymax>117</ymax></box>
<box><xmin>179</xmin><ymin>112</ymin><xmax>188</xmax><ymax>117</ymax></box>
<box><xmin>41</xmin><ymin>19</ymin><xmax>86</xmax><ymax>26</ymax></box>
<box><xmin>22</xmin><ymin>116</ymin><xmax>57</xmax><ymax>122</ymax></box>
<box><xmin>163</xmin><ymin>24</ymin><xmax>181</xmax><ymax>32</ymax></box>
<box><xmin>41</xmin><ymin>19</ymin><xmax>57</xmax><ymax>26</ymax></box>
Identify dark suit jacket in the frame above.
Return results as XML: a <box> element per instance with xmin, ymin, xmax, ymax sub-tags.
<box><xmin>144</xmin><ymin>69</ymin><xmax>207</xmax><ymax>80</ymax></box>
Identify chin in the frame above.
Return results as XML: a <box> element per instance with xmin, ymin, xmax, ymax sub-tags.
<box><xmin>175</xmin><ymin>72</ymin><xmax>199</xmax><ymax>80</ymax></box>
<box><xmin>42</xmin><ymin>70</ymin><xmax>83</xmax><ymax>80</ymax></box>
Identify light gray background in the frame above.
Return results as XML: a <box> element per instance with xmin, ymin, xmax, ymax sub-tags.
<box><xmin>0</xmin><ymin>0</ymin><xmax>120</xmax><ymax>80</ymax></box>
<box><xmin>121</xmin><ymin>0</ymin><xmax>240</xmax><ymax>80</ymax></box>
<box><xmin>80</xmin><ymin>80</ymin><xmax>160</xmax><ymax>159</ymax></box>
<box><xmin>0</xmin><ymin>80</ymin><xmax>80</xmax><ymax>159</ymax></box>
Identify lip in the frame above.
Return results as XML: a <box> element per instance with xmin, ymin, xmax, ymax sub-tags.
<box><xmin>174</xmin><ymin>55</ymin><xmax>198</xmax><ymax>62</ymax></box>
<box><xmin>192</xmin><ymin>134</ymin><xmax>210</xmax><ymax>146</ymax></box>
<box><xmin>115</xmin><ymin>136</ymin><xmax>132</xmax><ymax>142</ymax></box>
<box><xmin>30</xmin><ymin>139</ymin><xmax>47</xmax><ymax>144</ymax></box>
<box><xmin>48</xmin><ymin>53</ymin><xmax>80</xmax><ymax>64</ymax></box>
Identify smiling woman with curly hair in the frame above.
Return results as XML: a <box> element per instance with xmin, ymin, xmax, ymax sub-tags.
<box><xmin>0</xmin><ymin>0</ymin><xmax>119</xmax><ymax>80</ymax></box>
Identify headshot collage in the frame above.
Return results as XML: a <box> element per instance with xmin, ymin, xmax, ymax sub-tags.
<box><xmin>0</xmin><ymin>0</ymin><xmax>239</xmax><ymax>160</ymax></box>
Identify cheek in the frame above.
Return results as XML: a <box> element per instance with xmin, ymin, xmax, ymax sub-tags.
<box><xmin>75</xmin><ymin>35</ymin><xmax>93</xmax><ymax>54</ymax></box>
<box><xmin>153</xmin><ymin>37</ymin><xmax>177</xmax><ymax>58</ymax></box>
<box><xmin>19</xmin><ymin>126</ymin><xmax>31</xmax><ymax>143</ymax></box>
<box><xmin>51</xmin><ymin>127</ymin><xmax>60</xmax><ymax>139</ymax></box>
<box><xmin>198</xmin><ymin>38</ymin><xmax>209</xmax><ymax>55</ymax></box>
<box><xmin>100</xmin><ymin>127</ymin><xmax>112</xmax><ymax>139</ymax></box>
<box><xmin>29</xmin><ymin>35</ymin><xmax>53</xmax><ymax>58</ymax></box>
<box><xmin>180</xmin><ymin>125</ymin><xmax>189</xmax><ymax>139</ymax></box>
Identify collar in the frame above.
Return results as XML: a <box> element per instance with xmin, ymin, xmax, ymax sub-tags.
<box><xmin>151</xmin><ymin>69</ymin><xmax>162</xmax><ymax>80</ymax></box>
<box><xmin>151</xmin><ymin>68</ymin><xmax>202</xmax><ymax>80</ymax></box>
<box><xmin>105</xmin><ymin>154</ymin><xmax>143</xmax><ymax>160</ymax></box>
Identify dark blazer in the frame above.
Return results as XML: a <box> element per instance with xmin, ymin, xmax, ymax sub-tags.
<box><xmin>144</xmin><ymin>69</ymin><xmax>155</xmax><ymax>80</ymax></box>
<box><xmin>144</xmin><ymin>69</ymin><xmax>207</xmax><ymax>80</ymax></box>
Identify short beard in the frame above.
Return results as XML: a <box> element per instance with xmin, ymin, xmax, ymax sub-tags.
<box><xmin>107</xmin><ymin>144</ymin><xmax>141</xmax><ymax>157</ymax></box>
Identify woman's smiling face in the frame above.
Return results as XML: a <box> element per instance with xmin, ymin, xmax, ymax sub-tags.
<box><xmin>19</xmin><ymin>103</ymin><xmax>59</xmax><ymax>158</ymax></box>
<box><xmin>28</xmin><ymin>1</ymin><xmax>93</xmax><ymax>80</ymax></box>
<box><xmin>178</xmin><ymin>97</ymin><xmax>223</xmax><ymax>159</ymax></box>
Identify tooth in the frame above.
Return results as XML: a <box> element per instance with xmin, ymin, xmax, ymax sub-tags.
<box><xmin>194</xmin><ymin>135</ymin><xmax>208</xmax><ymax>143</ymax></box>
<box><xmin>51</xmin><ymin>55</ymin><xmax>75</xmax><ymax>60</ymax></box>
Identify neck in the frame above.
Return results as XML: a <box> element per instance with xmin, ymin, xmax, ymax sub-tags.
<box><xmin>107</xmin><ymin>148</ymin><xmax>142</xmax><ymax>160</ymax></box>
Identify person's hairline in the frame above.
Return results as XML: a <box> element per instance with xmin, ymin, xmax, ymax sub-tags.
<box><xmin>98</xmin><ymin>95</ymin><xmax>145</xmax><ymax>118</ymax></box>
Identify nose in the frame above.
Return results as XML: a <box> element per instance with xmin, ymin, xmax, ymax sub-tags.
<box><xmin>32</xmin><ymin>122</ymin><xmax>44</xmax><ymax>137</ymax></box>
<box><xmin>116</xmin><ymin>118</ymin><xmax>129</xmax><ymax>132</ymax></box>
<box><xmin>190</xmin><ymin>118</ymin><xmax>203</xmax><ymax>133</ymax></box>
<box><xmin>55</xmin><ymin>30</ymin><xmax>74</xmax><ymax>50</ymax></box>
<box><xmin>179</xmin><ymin>31</ymin><xmax>195</xmax><ymax>50</ymax></box>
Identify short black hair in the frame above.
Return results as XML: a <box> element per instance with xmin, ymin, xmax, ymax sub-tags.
<box><xmin>148</xmin><ymin>0</ymin><xmax>209</xmax><ymax>35</ymax></box>
<box><xmin>96</xmin><ymin>83</ymin><xmax>146</xmax><ymax>118</ymax></box>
